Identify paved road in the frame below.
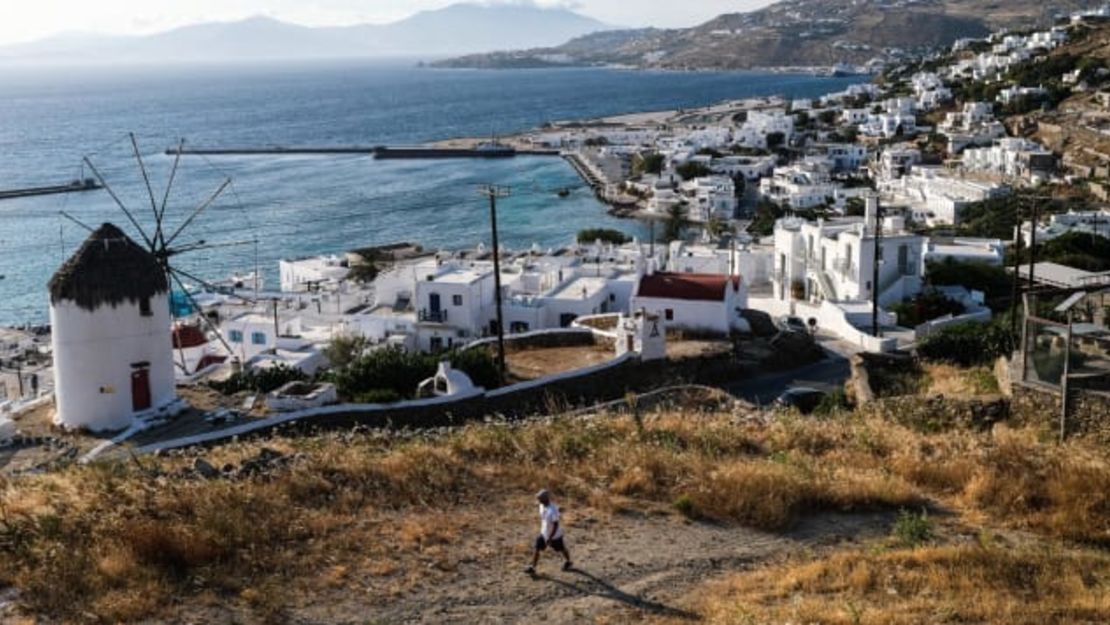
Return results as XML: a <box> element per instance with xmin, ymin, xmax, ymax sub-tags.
<box><xmin>725</xmin><ymin>334</ymin><xmax>857</xmax><ymax>406</ymax></box>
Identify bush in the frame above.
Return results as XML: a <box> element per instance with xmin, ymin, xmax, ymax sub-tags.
<box><xmin>209</xmin><ymin>364</ymin><xmax>306</xmax><ymax>395</ymax></box>
<box><xmin>676</xmin><ymin>161</ymin><xmax>712</xmax><ymax>180</ymax></box>
<box><xmin>576</xmin><ymin>228</ymin><xmax>629</xmax><ymax>245</ymax></box>
<box><xmin>889</xmin><ymin>290</ymin><xmax>966</xmax><ymax>327</ymax></box>
<box><xmin>892</xmin><ymin>508</ymin><xmax>933</xmax><ymax>547</ymax></box>
<box><xmin>327</xmin><ymin>346</ymin><xmax>501</xmax><ymax>401</ymax></box>
<box><xmin>917</xmin><ymin>320</ymin><xmax>1013</xmax><ymax>366</ymax></box>
<box><xmin>925</xmin><ymin>258</ymin><xmax>1012</xmax><ymax>312</ymax></box>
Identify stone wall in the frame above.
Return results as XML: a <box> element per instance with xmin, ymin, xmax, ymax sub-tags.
<box><xmin>1011</xmin><ymin>382</ymin><xmax>1110</xmax><ymax>443</ymax></box>
<box><xmin>865</xmin><ymin>395</ymin><xmax>1008</xmax><ymax>433</ymax></box>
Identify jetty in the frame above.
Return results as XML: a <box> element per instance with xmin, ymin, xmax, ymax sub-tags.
<box><xmin>165</xmin><ymin>145</ymin><xmax>560</xmax><ymax>159</ymax></box>
<box><xmin>0</xmin><ymin>178</ymin><xmax>102</xmax><ymax>202</ymax></box>
<box><xmin>563</xmin><ymin>151</ymin><xmax>640</xmax><ymax>214</ymax></box>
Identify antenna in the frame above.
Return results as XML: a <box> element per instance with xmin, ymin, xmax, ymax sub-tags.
<box><xmin>478</xmin><ymin>184</ymin><xmax>510</xmax><ymax>384</ymax></box>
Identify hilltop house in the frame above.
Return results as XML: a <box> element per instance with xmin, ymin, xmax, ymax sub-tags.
<box><xmin>630</xmin><ymin>272</ymin><xmax>748</xmax><ymax>336</ymax></box>
<box><xmin>880</xmin><ymin>167</ymin><xmax>1011</xmax><ymax>226</ymax></box>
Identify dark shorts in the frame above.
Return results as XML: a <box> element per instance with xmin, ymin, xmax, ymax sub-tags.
<box><xmin>535</xmin><ymin>535</ymin><xmax>566</xmax><ymax>552</ymax></box>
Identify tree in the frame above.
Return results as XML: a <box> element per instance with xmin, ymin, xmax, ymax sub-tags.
<box><xmin>577</xmin><ymin>228</ymin><xmax>630</xmax><ymax>245</ymax></box>
<box><xmin>635</xmin><ymin>152</ymin><xmax>666</xmax><ymax>176</ymax></box>
<box><xmin>323</xmin><ymin>334</ymin><xmax>371</xmax><ymax>371</ymax></box>
<box><xmin>664</xmin><ymin>202</ymin><xmax>689</xmax><ymax>241</ymax></box>
<box><xmin>705</xmin><ymin>215</ymin><xmax>729</xmax><ymax>238</ymax></box>
<box><xmin>676</xmin><ymin>161</ymin><xmax>712</xmax><ymax>180</ymax></box>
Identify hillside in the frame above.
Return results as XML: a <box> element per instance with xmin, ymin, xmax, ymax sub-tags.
<box><xmin>0</xmin><ymin>4</ymin><xmax>613</xmax><ymax>64</ymax></box>
<box><xmin>436</xmin><ymin>0</ymin><xmax>1104</xmax><ymax>70</ymax></box>
<box><xmin>2</xmin><ymin>388</ymin><xmax>1110</xmax><ymax>622</ymax></box>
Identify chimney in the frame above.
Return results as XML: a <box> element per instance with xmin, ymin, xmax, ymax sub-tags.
<box><xmin>864</xmin><ymin>195</ymin><xmax>879</xmax><ymax>233</ymax></box>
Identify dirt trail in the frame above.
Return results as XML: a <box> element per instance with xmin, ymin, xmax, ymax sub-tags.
<box><xmin>291</xmin><ymin>506</ymin><xmax>895</xmax><ymax>624</ymax></box>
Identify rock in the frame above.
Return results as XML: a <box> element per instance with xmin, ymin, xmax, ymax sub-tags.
<box><xmin>193</xmin><ymin>458</ymin><xmax>220</xmax><ymax>479</ymax></box>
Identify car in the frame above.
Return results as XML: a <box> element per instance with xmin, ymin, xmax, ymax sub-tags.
<box><xmin>778</xmin><ymin>315</ymin><xmax>809</xmax><ymax>334</ymax></box>
<box><xmin>773</xmin><ymin>387</ymin><xmax>827</xmax><ymax>414</ymax></box>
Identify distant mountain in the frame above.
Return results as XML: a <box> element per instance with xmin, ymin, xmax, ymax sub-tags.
<box><xmin>436</xmin><ymin>0</ymin><xmax>1105</xmax><ymax>70</ymax></box>
<box><xmin>0</xmin><ymin>3</ymin><xmax>613</xmax><ymax>64</ymax></box>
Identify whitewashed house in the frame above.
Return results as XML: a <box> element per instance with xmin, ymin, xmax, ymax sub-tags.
<box><xmin>960</xmin><ymin>138</ymin><xmax>1057</xmax><ymax>182</ymax></box>
<box><xmin>630</xmin><ymin>271</ymin><xmax>749</xmax><ymax>336</ymax></box>
<box><xmin>681</xmin><ymin>176</ymin><xmax>737</xmax><ymax>222</ymax></box>
<box><xmin>760</xmin><ymin>158</ymin><xmax>839</xmax><ymax>209</ymax></box>
<box><xmin>279</xmin><ymin>255</ymin><xmax>350</xmax><ymax>292</ymax></box>
<box><xmin>49</xmin><ymin>224</ymin><xmax>179</xmax><ymax>432</ymax></box>
<box><xmin>880</xmin><ymin>167</ymin><xmax>1011</xmax><ymax>226</ymax></box>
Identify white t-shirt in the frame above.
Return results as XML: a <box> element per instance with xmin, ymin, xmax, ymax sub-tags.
<box><xmin>539</xmin><ymin>503</ymin><xmax>563</xmax><ymax>540</ymax></box>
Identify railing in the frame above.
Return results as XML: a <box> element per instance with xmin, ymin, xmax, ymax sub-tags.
<box><xmin>418</xmin><ymin>309</ymin><xmax>448</xmax><ymax>323</ymax></box>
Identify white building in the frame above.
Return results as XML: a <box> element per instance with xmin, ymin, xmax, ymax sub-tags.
<box><xmin>630</xmin><ymin>272</ymin><xmax>749</xmax><ymax>336</ymax></box>
<box><xmin>771</xmin><ymin>199</ymin><xmax>926</xmax><ymax>309</ymax></box>
<box><xmin>49</xmin><ymin>224</ymin><xmax>179</xmax><ymax>432</ymax></box>
<box><xmin>681</xmin><ymin>176</ymin><xmax>737</xmax><ymax>222</ymax></box>
<box><xmin>760</xmin><ymin>158</ymin><xmax>840</xmax><ymax>209</ymax></box>
<box><xmin>960</xmin><ymin>138</ymin><xmax>1056</xmax><ymax>182</ymax></box>
<box><xmin>279</xmin><ymin>255</ymin><xmax>350</xmax><ymax>292</ymax></box>
<box><xmin>1021</xmin><ymin>209</ymin><xmax>1110</xmax><ymax>246</ymax></box>
<box><xmin>711</xmin><ymin>155</ymin><xmax>777</xmax><ymax>180</ymax></box>
<box><xmin>220</xmin><ymin>313</ymin><xmax>327</xmax><ymax>374</ymax></box>
<box><xmin>938</xmin><ymin>102</ymin><xmax>1006</xmax><ymax>153</ymax></box>
<box><xmin>825</xmin><ymin>144</ymin><xmax>869</xmax><ymax>172</ymax></box>
<box><xmin>880</xmin><ymin>167</ymin><xmax>1011</xmax><ymax>226</ymax></box>
<box><xmin>668</xmin><ymin>239</ymin><xmax>774</xmax><ymax>288</ymax></box>
<box><xmin>876</xmin><ymin>148</ymin><xmax>922</xmax><ymax>181</ymax></box>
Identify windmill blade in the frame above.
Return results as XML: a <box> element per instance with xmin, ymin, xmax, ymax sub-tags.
<box><xmin>167</xmin><ymin>238</ymin><xmax>256</xmax><ymax>257</ymax></box>
<box><xmin>129</xmin><ymin>133</ymin><xmax>160</xmax><ymax>229</ymax></box>
<box><xmin>163</xmin><ymin>178</ymin><xmax>231</xmax><ymax>248</ymax></box>
<box><xmin>159</xmin><ymin>138</ymin><xmax>185</xmax><ymax>245</ymax></box>
<box><xmin>167</xmin><ymin>269</ymin><xmax>237</xmax><ymax>358</ymax></box>
<box><xmin>170</xmin><ymin>265</ymin><xmax>257</xmax><ymax>305</ymax></box>
<box><xmin>82</xmin><ymin>156</ymin><xmax>155</xmax><ymax>250</ymax></box>
<box><xmin>58</xmin><ymin>211</ymin><xmax>95</xmax><ymax>233</ymax></box>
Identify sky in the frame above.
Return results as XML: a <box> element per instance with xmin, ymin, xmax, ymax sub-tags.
<box><xmin>0</xmin><ymin>0</ymin><xmax>775</xmax><ymax>46</ymax></box>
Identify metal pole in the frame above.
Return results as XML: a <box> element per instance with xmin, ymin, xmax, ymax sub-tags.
<box><xmin>872</xmin><ymin>200</ymin><xmax>883</xmax><ymax>338</ymax></box>
<box><xmin>272</xmin><ymin>299</ymin><xmax>280</xmax><ymax>354</ymax></box>
<box><xmin>1027</xmin><ymin>198</ymin><xmax>1039</xmax><ymax>290</ymax></box>
<box><xmin>479</xmin><ymin>185</ymin><xmax>511</xmax><ymax>384</ymax></box>
<box><xmin>1060</xmin><ymin>310</ymin><xmax>1073</xmax><ymax>443</ymax></box>
<box><xmin>1010</xmin><ymin>222</ymin><xmax>1023</xmax><ymax>339</ymax></box>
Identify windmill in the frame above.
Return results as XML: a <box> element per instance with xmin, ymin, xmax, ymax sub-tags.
<box><xmin>70</xmin><ymin>133</ymin><xmax>259</xmax><ymax>373</ymax></box>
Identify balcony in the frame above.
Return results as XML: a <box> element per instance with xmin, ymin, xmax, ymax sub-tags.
<box><xmin>418</xmin><ymin>309</ymin><xmax>448</xmax><ymax>323</ymax></box>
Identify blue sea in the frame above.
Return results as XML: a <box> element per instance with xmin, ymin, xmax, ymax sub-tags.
<box><xmin>0</xmin><ymin>60</ymin><xmax>860</xmax><ymax>324</ymax></box>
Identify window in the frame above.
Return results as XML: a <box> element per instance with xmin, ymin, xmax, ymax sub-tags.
<box><xmin>510</xmin><ymin>321</ymin><xmax>530</xmax><ymax>333</ymax></box>
<box><xmin>139</xmin><ymin>297</ymin><xmax>152</xmax><ymax>317</ymax></box>
<box><xmin>251</xmin><ymin>332</ymin><xmax>267</xmax><ymax>345</ymax></box>
<box><xmin>452</xmin><ymin>294</ymin><xmax>463</xmax><ymax>306</ymax></box>
<box><xmin>229</xmin><ymin>330</ymin><xmax>243</xmax><ymax>343</ymax></box>
<box><xmin>665</xmin><ymin>309</ymin><xmax>674</xmax><ymax>321</ymax></box>
<box><xmin>430</xmin><ymin>336</ymin><xmax>444</xmax><ymax>352</ymax></box>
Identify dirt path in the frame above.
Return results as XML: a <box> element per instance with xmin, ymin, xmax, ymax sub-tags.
<box><xmin>288</xmin><ymin>505</ymin><xmax>895</xmax><ymax>624</ymax></box>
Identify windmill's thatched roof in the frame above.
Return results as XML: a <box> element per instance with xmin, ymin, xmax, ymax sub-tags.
<box><xmin>48</xmin><ymin>223</ymin><xmax>167</xmax><ymax>311</ymax></box>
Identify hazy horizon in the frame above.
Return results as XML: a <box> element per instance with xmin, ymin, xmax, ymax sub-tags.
<box><xmin>1</xmin><ymin>0</ymin><xmax>776</xmax><ymax>47</ymax></box>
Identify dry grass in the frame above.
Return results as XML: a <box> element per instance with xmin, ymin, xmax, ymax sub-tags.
<box><xmin>1</xmin><ymin>401</ymin><xmax>1109</xmax><ymax>621</ymax></box>
<box><xmin>676</xmin><ymin>545</ymin><xmax>1110</xmax><ymax>625</ymax></box>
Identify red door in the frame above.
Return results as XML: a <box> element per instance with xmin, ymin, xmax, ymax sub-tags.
<box><xmin>131</xmin><ymin>369</ymin><xmax>152</xmax><ymax>412</ymax></box>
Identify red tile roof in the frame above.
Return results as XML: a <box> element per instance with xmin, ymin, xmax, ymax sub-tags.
<box><xmin>636</xmin><ymin>272</ymin><xmax>741</xmax><ymax>302</ymax></box>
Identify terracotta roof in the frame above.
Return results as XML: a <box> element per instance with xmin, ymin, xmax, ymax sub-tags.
<box><xmin>636</xmin><ymin>272</ymin><xmax>741</xmax><ymax>302</ymax></box>
<box><xmin>172</xmin><ymin>325</ymin><xmax>208</xmax><ymax>349</ymax></box>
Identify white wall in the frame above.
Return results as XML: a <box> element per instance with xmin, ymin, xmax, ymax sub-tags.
<box><xmin>51</xmin><ymin>295</ymin><xmax>176</xmax><ymax>432</ymax></box>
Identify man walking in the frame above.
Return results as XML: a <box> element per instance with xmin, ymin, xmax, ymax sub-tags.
<box><xmin>526</xmin><ymin>489</ymin><xmax>572</xmax><ymax>575</ymax></box>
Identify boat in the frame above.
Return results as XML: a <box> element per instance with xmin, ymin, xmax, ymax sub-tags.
<box><xmin>557</xmin><ymin>187</ymin><xmax>571</xmax><ymax>198</ymax></box>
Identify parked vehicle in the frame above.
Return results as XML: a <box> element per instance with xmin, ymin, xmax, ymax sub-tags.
<box><xmin>773</xmin><ymin>386</ymin><xmax>826</xmax><ymax>414</ymax></box>
<box><xmin>778</xmin><ymin>315</ymin><xmax>809</xmax><ymax>334</ymax></box>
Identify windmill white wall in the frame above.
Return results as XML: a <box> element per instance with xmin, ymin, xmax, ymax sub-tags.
<box><xmin>51</xmin><ymin>294</ymin><xmax>177</xmax><ymax>432</ymax></box>
<box><xmin>48</xmin><ymin>223</ymin><xmax>179</xmax><ymax>432</ymax></box>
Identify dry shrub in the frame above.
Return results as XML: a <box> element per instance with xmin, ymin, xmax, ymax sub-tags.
<box><xmin>682</xmin><ymin>460</ymin><xmax>810</xmax><ymax>530</ymax></box>
<box><xmin>684</xmin><ymin>545</ymin><xmax>1110</xmax><ymax>625</ymax></box>
<box><xmin>395</xmin><ymin>513</ymin><xmax>461</xmax><ymax>551</ymax></box>
<box><xmin>121</xmin><ymin>520</ymin><xmax>223</xmax><ymax>578</ymax></box>
<box><xmin>964</xmin><ymin>428</ymin><xmax>1110</xmax><ymax>545</ymax></box>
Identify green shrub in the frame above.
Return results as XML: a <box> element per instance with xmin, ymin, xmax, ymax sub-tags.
<box><xmin>209</xmin><ymin>364</ymin><xmax>306</xmax><ymax>395</ymax></box>
<box><xmin>918</xmin><ymin>320</ymin><xmax>1014</xmax><ymax>367</ymax></box>
<box><xmin>892</xmin><ymin>508</ymin><xmax>933</xmax><ymax>547</ymax></box>
<box><xmin>326</xmin><ymin>346</ymin><xmax>501</xmax><ymax>401</ymax></box>
<box><xmin>673</xmin><ymin>494</ymin><xmax>698</xmax><ymax>519</ymax></box>
<box><xmin>577</xmin><ymin>228</ymin><xmax>630</xmax><ymax>245</ymax></box>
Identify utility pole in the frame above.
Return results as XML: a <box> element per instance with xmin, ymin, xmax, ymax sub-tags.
<box><xmin>1027</xmin><ymin>197</ymin><xmax>1040</xmax><ymax>290</ymax></box>
<box><xmin>871</xmin><ymin>198</ymin><xmax>883</xmax><ymax>338</ymax></box>
<box><xmin>479</xmin><ymin>184</ymin><xmax>511</xmax><ymax>384</ymax></box>
<box><xmin>1009</xmin><ymin>221</ymin><xmax>1023</xmax><ymax>339</ymax></box>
